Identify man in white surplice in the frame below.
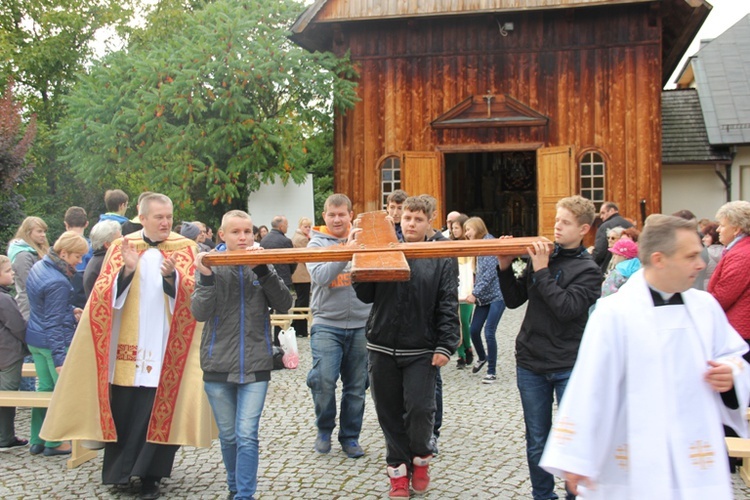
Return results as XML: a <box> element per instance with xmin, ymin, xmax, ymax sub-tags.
<box><xmin>541</xmin><ymin>214</ymin><xmax>750</xmax><ymax>499</ymax></box>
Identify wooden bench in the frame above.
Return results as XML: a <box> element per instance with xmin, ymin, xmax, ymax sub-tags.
<box><xmin>270</xmin><ymin>316</ymin><xmax>292</xmax><ymax>331</ymax></box>
<box><xmin>270</xmin><ymin>307</ymin><xmax>312</xmax><ymax>333</ymax></box>
<box><xmin>727</xmin><ymin>437</ymin><xmax>750</xmax><ymax>487</ymax></box>
<box><xmin>0</xmin><ymin>390</ymin><xmax>98</xmax><ymax>469</ymax></box>
<box><xmin>22</xmin><ymin>363</ymin><xmax>37</xmax><ymax>378</ymax></box>
<box><xmin>19</xmin><ymin>362</ymin><xmax>219</xmax><ymax>451</ymax></box>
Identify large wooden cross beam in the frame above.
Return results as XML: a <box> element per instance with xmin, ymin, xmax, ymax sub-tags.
<box><xmin>202</xmin><ymin>211</ymin><xmax>552</xmax><ymax>281</ymax></box>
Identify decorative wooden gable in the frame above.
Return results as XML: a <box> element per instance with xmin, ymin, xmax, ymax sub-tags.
<box><xmin>431</xmin><ymin>94</ymin><xmax>548</xmax><ymax>129</ymax></box>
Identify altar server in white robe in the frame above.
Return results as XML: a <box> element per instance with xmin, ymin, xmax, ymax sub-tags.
<box><xmin>541</xmin><ymin>214</ymin><xmax>750</xmax><ymax>499</ymax></box>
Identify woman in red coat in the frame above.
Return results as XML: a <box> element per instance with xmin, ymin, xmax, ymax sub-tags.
<box><xmin>708</xmin><ymin>200</ymin><xmax>750</xmax><ymax>361</ymax></box>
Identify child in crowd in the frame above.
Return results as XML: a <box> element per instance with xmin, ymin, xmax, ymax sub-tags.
<box><xmin>600</xmin><ymin>238</ymin><xmax>640</xmax><ymax>297</ymax></box>
<box><xmin>355</xmin><ymin>197</ymin><xmax>459</xmax><ymax>498</ymax></box>
<box><xmin>386</xmin><ymin>189</ymin><xmax>408</xmax><ymax>241</ymax></box>
<box><xmin>191</xmin><ymin>210</ymin><xmax>292</xmax><ymax>500</ymax></box>
<box><xmin>0</xmin><ymin>255</ymin><xmax>29</xmax><ymax>450</ymax></box>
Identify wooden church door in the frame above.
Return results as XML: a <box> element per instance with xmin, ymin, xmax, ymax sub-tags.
<box><xmin>537</xmin><ymin>146</ymin><xmax>576</xmax><ymax>240</ymax></box>
<box><xmin>401</xmin><ymin>151</ymin><xmax>444</xmax><ymax>228</ymax></box>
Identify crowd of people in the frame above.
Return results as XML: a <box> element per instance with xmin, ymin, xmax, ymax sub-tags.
<box><xmin>0</xmin><ymin>187</ymin><xmax>749</xmax><ymax>500</ymax></box>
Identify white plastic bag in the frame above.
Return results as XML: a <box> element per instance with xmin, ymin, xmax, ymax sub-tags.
<box><xmin>278</xmin><ymin>326</ymin><xmax>299</xmax><ymax>369</ymax></box>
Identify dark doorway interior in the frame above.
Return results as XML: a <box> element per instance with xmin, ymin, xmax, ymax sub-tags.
<box><xmin>444</xmin><ymin>151</ymin><xmax>537</xmax><ymax>237</ymax></box>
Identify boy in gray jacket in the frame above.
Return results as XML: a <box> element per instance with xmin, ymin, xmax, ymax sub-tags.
<box><xmin>306</xmin><ymin>193</ymin><xmax>372</xmax><ymax>459</ymax></box>
<box><xmin>192</xmin><ymin>210</ymin><xmax>292</xmax><ymax>500</ymax></box>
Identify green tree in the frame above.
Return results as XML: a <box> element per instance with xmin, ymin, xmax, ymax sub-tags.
<box><xmin>0</xmin><ymin>0</ymin><xmax>135</xmax><ymax>232</ymax></box>
<box><xmin>0</xmin><ymin>79</ymin><xmax>36</xmax><ymax>249</ymax></box>
<box><xmin>58</xmin><ymin>0</ymin><xmax>358</xmax><ymax>228</ymax></box>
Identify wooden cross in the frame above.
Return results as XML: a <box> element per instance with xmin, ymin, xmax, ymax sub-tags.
<box><xmin>482</xmin><ymin>91</ymin><xmax>494</xmax><ymax>118</ymax></box>
<box><xmin>202</xmin><ymin>211</ymin><xmax>551</xmax><ymax>281</ymax></box>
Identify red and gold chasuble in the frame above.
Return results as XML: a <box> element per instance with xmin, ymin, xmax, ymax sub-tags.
<box><xmin>40</xmin><ymin>232</ymin><xmax>214</xmax><ymax>447</ymax></box>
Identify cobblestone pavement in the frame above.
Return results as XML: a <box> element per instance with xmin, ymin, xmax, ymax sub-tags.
<box><xmin>3</xmin><ymin>305</ymin><xmax>750</xmax><ymax>499</ymax></box>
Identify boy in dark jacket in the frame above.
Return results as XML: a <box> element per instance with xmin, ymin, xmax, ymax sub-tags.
<box><xmin>354</xmin><ymin>196</ymin><xmax>459</xmax><ymax>498</ymax></box>
<box><xmin>191</xmin><ymin>210</ymin><xmax>292</xmax><ymax>500</ymax></box>
<box><xmin>497</xmin><ymin>195</ymin><xmax>601</xmax><ymax>500</ymax></box>
<box><xmin>0</xmin><ymin>255</ymin><xmax>29</xmax><ymax>449</ymax></box>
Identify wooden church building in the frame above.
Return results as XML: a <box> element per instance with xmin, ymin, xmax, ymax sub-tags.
<box><xmin>291</xmin><ymin>0</ymin><xmax>710</xmax><ymax>238</ymax></box>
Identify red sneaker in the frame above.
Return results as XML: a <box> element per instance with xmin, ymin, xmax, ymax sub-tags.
<box><xmin>412</xmin><ymin>455</ymin><xmax>432</xmax><ymax>493</ymax></box>
<box><xmin>387</xmin><ymin>464</ymin><xmax>409</xmax><ymax>498</ymax></box>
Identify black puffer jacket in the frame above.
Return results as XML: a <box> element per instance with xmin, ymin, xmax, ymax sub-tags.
<box><xmin>498</xmin><ymin>244</ymin><xmax>600</xmax><ymax>373</ymax></box>
<box><xmin>354</xmin><ymin>256</ymin><xmax>459</xmax><ymax>359</ymax></box>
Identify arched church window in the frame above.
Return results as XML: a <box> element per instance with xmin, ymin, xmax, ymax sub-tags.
<box><xmin>380</xmin><ymin>156</ymin><xmax>401</xmax><ymax>209</ymax></box>
<box><xmin>579</xmin><ymin>150</ymin><xmax>606</xmax><ymax>211</ymax></box>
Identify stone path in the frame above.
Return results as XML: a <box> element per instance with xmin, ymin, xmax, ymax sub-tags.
<box><xmin>2</xmin><ymin>305</ymin><xmax>749</xmax><ymax>498</ymax></box>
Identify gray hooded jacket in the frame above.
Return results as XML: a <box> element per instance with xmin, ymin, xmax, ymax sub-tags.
<box><xmin>306</xmin><ymin>228</ymin><xmax>371</xmax><ymax>329</ymax></box>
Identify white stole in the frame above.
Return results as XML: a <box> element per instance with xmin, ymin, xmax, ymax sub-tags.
<box><xmin>111</xmin><ymin>248</ymin><xmax>178</xmax><ymax>387</ymax></box>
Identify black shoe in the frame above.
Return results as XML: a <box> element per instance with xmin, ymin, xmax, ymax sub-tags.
<box><xmin>0</xmin><ymin>437</ymin><xmax>28</xmax><ymax>450</ymax></box>
<box><xmin>43</xmin><ymin>444</ymin><xmax>72</xmax><ymax>456</ymax></box>
<box><xmin>29</xmin><ymin>444</ymin><xmax>45</xmax><ymax>455</ymax></box>
<box><xmin>111</xmin><ymin>483</ymin><xmax>134</xmax><ymax>493</ymax></box>
<box><xmin>472</xmin><ymin>359</ymin><xmax>487</xmax><ymax>374</ymax></box>
<box><xmin>456</xmin><ymin>358</ymin><xmax>467</xmax><ymax>369</ymax></box>
<box><xmin>140</xmin><ymin>478</ymin><xmax>161</xmax><ymax>500</ymax></box>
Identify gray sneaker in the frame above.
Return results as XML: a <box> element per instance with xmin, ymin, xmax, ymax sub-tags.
<box><xmin>341</xmin><ymin>440</ymin><xmax>364</xmax><ymax>458</ymax></box>
<box><xmin>429</xmin><ymin>434</ymin><xmax>439</xmax><ymax>455</ymax></box>
<box><xmin>314</xmin><ymin>432</ymin><xmax>331</xmax><ymax>454</ymax></box>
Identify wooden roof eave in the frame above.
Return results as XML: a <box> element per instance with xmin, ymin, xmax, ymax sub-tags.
<box><xmin>290</xmin><ymin>0</ymin><xmax>654</xmax><ymax>53</ymax></box>
<box><xmin>290</xmin><ymin>0</ymin><xmax>713</xmax><ymax>86</ymax></box>
<box><xmin>297</xmin><ymin>0</ymin><xmax>651</xmax><ymax>25</ymax></box>
<box><xmin>661</xmin><ymin>0</ymin><xmax>712</xmax><ymax>87</ymax></box>
<box><xmin>290</xmin><ymin>0</ymin><xmax>331</xmax><ymax>53</ymax></box>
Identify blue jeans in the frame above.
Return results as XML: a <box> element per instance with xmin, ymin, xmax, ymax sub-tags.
<box><xmin>469</xmin><ymin>300</ymin><xmax>505</xmax><ymax>375</ymax></box>
<box><xmin>516</xmin><ymin>366</ymin><xmax>574</xmax><ymax>500</ymax></box>
<box><xmin>306</xmin><ymin>324</ymin><xmax>368</xmax><ymax>442</ymax></box>
<box><xmin>204</xmin><ymin>380</ymin><xmax>269</xmax><ymax>500</ymax></box>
